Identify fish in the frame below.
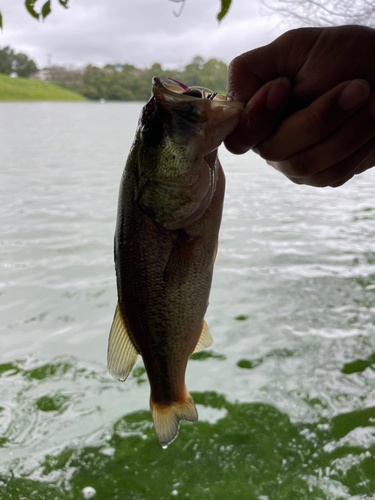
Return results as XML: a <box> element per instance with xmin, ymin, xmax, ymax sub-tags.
<box><xmin>107</xmin><ymin>77</ymin><xmax>243</xmax><ymax>447</ymax></box>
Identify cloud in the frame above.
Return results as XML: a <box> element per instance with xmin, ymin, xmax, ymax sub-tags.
<box><xmin>0</xmin><ymin>0</ymin><xmax>286</xmax><ymax>69</ymax></box>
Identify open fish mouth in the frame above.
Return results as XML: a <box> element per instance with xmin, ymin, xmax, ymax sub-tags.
<box><xmin>152</xmin><ymin>76</ymin><xmax>244</xmax><ymax>110</ymax></box>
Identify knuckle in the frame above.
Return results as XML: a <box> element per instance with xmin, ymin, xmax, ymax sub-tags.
<box><xmin>340</xmin><ymin>128</ymin><xmax>363</xmax><ymax>153</ymax></box>
<box><xmin>289</xmin><ymin>177</ymin><xmax>304</xmax><ymax>185</ymax></box>
<box><xmin>255</xmin><ymin>140</ymin><xmax>284</xmax><ymax>162</ymax></box>
<box><xmin>313</xmin><ymin>178</ymin><xmax>330</xmax><ymax>188</ymax></box>
<box><xmin>292</xmin><ymin>175</ymin><xmax>326</xmax><ymax>187</ymax></box>
<box><xmin>283</xmin><ymin>149</ymin><xmax>315</xmax><ymax>178</ymax></box>
<box><xmin>304</xmin><ymin>105</ymin><xmax>327</xmax><ymax>138</ymax></box>
<box><xmin>227</xmin><ymin>55</ymin><xmax>252</xmax><ymax>100</ymax></box>
<box><xmin>330</xmin><ymin>179</ymin><xmax>348</xmax><ymax>188</ymax></box>
<box><xmin>228</xmin><ymin>55</ymin><xmax>247</xmax><ymax>80</ymax></box>
<box><xmin>275</xmin><ymin>28</ymin><xmax>300</xmax><ymax>48</ymax></box>
<box><xmin>254</xmin><ymin>143</ymin><xmax>274</xmax><ymax>161</ymax></box>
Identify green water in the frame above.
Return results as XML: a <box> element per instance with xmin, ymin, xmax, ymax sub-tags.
<box><xmin>1</xmin><ymin>102</ymin><xmax>375</xmax><ymax>499</ymax></box>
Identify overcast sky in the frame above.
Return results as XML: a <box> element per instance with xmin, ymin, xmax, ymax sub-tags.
<box><xmin>0</xmin><ymin>0</ymin><xmax>288</xmax><ymax>69</ymax></box>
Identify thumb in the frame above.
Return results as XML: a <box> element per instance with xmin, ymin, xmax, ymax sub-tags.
<box><xmin>225</xmin><ymin>77</ymin><xmax>290</xmax><ymax>155</ymax></box>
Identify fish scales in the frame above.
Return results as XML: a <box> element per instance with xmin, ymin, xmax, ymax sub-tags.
<box><xmin>108</xmin><ymin>77</ymin><xmax>242</xmax><ymax>447</ymax></box>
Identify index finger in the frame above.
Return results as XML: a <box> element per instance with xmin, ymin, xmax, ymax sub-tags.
<box><xmin>226</xmin><ymin>28</ymin><xmax>322</xmax><ymax>102</ymax></box>
<box><xmin>224</xmin><ymin>77</ymin><xmax>290</xmax><ymax>154</ymax></box>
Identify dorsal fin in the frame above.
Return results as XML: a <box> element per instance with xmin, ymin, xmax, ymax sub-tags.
<box><xmin>107</xmin><ymin>303</ymin><xmax>139</xmax><ymax>381</ymax></box>
<box><xmin>192</xmin><ymin>320</ymin><xmax>213</xmax><ymax>353</ymax></box>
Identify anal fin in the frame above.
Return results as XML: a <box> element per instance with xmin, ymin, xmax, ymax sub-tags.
<box><xmin>192</xmin><ymin>320</ymin><xmax>213</xmax><ymax>353</ymax></box>
<box><xmin>107</xmin><ymin>303</ymin><xmax>139</xmax><ymax>381</ymax></box>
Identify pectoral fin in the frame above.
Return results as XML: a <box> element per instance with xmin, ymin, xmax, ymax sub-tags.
<box><xmin>163</xmin><ymin>231</ymin><xmax>197</xmax><ymax>283</ymax></box>
<box><xmin>193</xmin><ymin>320</ymin><xmax>213</xmax><ymax>353</ymax></box>
<box><xmin>107</xmin><ymin>303</ymin><xmax>139</xmax><ymax>381</ymax></box>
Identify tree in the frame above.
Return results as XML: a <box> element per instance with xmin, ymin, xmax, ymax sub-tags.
<box><xmin>177</xmin><ymin>0</ymin><xmax>375</xmax><ymax>24</ymax></box>
<box><xmin>68</xmin><ymin>56</ymin><xmax>228</xmax><ymax>101</ymax></box>
<box><xmin>181</xmin><ymin>56</ymin><xmax>205</xmax><ymax>87</ymax></box>
<box><xmin>44</xmin><ymin>66</ymin><xmax>83</xmax><ymax>84</ymax></box>
<box><xmin>12</xmin><ymin>53</ymin><xmax>38</xmax><ymax>77</ymax></box>
<box><xmin>200</xmin><ymin>58</ymin><xmax>227</xmax><ymax>94</ymax></box>
<box><xmin>261</xmin><ymin>0</ymin><xmax>375</xmax><ymax>27</ymax></box>
<box><xmin>0</xmin><ymin>46</ymin><xmax>13</xmax><ymax>74</ymax></box>
<box><xmin>0</xmin><ymin>46</ymin><xmax>38</xmax><ymax>77</ymax></box>
<box><xmin>173</xmin><ymin>0</ymin><xmax>233</xmax><ymax>21</ymax></box>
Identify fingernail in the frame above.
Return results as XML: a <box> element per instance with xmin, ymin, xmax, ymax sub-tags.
<box><xmin>339</xmin><ymin>79</ymin><xmax>370</xmax><ymax>111</ymax></box>
<box><xmin>265</xmin><ymin>77</ymin><xmax>290</xmax><ymax>111</ymax></box>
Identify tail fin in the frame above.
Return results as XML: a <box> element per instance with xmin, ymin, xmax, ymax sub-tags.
<box><xmin>150</xmin><ymin>391</ymin><xmax>198</xmax><ymax>448</ymax></box>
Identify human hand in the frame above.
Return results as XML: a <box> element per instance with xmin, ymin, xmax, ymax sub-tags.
<box><xmin>224</xmin><ymin>25</ymin><xmax>375</xmax><ymax>187</ymax></box>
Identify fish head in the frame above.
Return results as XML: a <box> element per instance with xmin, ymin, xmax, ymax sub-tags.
<box><xmin>133</xmin><ymin>77</ymin><xmax>243</xmax><ymax>230</ymax></box>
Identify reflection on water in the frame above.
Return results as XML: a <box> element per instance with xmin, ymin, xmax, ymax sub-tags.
<box><xmin>1</xmin><ymin>102</ymin><xmax>375</xmax><ymax>499</ymax></box>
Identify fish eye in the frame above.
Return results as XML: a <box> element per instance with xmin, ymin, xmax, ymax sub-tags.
<box><xmin>141</xmin><ymin>123</ymin><xmax>164</xmax><ymax>148</ymax></box>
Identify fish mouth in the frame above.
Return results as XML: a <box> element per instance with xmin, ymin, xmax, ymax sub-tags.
<box><xmin>151</xmin><ymin>77</ymin><xmax>244</xmax><ymax>153</ymax></box>
<box><xmin>152</xmin><ymin>77</ymin><xmax>244</xmax><ymax>110</ymax></box>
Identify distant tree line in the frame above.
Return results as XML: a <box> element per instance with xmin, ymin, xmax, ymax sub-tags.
<box><xmin>0</xmin><ymin>46</ymin><xmax>38</xmax><ymax>77</ymax></box>
<box><xmin>61</xmin><ymin>56</ymin><xmax>228</xmax><ymax>101</ymax></box>
<box><xmin>1</xmin><ymin>44</ymin><xmax>228</xmax><ymax>101</ymax></box>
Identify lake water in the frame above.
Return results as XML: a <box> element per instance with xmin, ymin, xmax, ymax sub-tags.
<box><xmin>1</xmin><ymin>101</ymin><xmax>375</xmax><ymax>500</ymax></box>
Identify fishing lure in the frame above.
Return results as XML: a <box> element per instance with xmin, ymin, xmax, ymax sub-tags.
<box><xmin>167</xmin><ymin>77</ymin><xmax>218</xmax><ymax>100</ymax></box>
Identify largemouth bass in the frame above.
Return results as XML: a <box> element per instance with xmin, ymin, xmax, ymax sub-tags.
<box><xmin>108</xmin><ymin>77</ymin><xmax>242</xmax><ymax>447</ymax></box>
